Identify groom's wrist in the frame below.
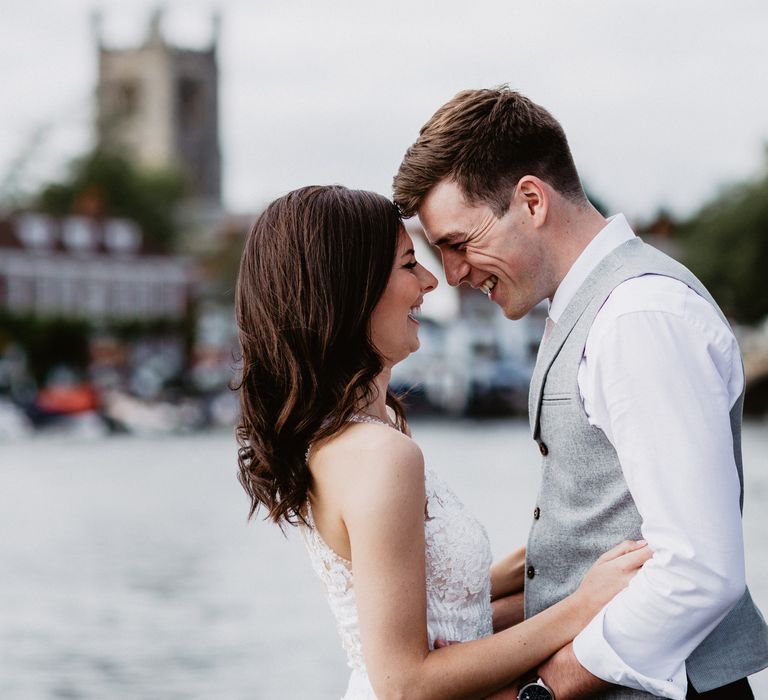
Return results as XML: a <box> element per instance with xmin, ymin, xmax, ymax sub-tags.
<box><xmin>537</xmin><ymin>642</ymin><xmax>610</xmax><ymax>700</ymax></box>
<box><xmin>517</xmin><ymin>676</ymin><xmax>555</xmax><ymax>700</ymax></box>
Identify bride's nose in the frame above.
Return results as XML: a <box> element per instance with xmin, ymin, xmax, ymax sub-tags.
<box><xmin>420</xmin><ymin>266</ymin><xmax>438</xmax><ymax>293</ymax></box>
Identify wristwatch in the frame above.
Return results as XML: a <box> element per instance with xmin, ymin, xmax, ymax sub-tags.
<box><xmin>517</xmin><ymin>677</ymin><xmax>555</xmax><ymax>700</ymax></box>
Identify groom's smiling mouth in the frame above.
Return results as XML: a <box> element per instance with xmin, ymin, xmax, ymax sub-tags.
<box><xmin>480</xmin><ymin>275</ymin><xmax>497</xmax><ymax>297</ymax></box>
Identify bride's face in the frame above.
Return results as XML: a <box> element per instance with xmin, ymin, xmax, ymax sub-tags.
<box><xmin>370</xmin><ymin>230</ymin><xmax>438</xmax><ymax>367</ymax></box>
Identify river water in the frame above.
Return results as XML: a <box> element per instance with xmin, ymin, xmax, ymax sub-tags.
<box><xmin>1</xmin><ymin>419</ymin><xmax>767</xmax><ymax>699</ymax></box>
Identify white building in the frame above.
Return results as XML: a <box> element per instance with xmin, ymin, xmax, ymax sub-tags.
<box><xmin>0</xmin><ymin>213</ymin><xmax>194</xmax><ymax>320</ymax></box>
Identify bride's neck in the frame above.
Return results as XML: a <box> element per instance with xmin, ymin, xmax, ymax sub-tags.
<box><xmin>357</xmin><ymin>368</ymin><xmax>392</xmax><ymax>422</ymax></box>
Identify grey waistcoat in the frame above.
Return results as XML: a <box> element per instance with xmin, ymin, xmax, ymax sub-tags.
<box><xmin>525</xmin><ymin>238</ymin><xmax>768</xmax><ymax>697</ymax></box>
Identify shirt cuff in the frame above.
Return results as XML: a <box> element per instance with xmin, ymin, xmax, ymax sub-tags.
<box><xmin>573</xmin><ymin>607</ymin><xmax>688</xmax><ymax>700</ymax></box>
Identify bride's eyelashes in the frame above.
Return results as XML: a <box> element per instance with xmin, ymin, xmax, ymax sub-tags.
<box><xmin>403</xmin><ymin>260</ymin><xmax>418</xmax><ymax>270</ymax></box>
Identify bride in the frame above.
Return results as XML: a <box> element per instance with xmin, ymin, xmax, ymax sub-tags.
<box><xmin>234</xmin><ymin>185</ymin><xmax>649</xmax><ymax>699</ymax></box>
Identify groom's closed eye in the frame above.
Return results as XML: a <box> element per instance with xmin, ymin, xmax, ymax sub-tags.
<box><xmin>431</xmin><ymin>231</ymin><xmax>466</xmax><ymax>249</ymax></box>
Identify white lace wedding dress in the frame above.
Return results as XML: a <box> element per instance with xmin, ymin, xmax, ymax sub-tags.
<box><xmin>299</xmin><ymin>416</ymin><xmax>494</xmax><ymax>699</ymax></box>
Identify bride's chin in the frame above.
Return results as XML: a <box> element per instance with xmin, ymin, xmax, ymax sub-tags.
<box><xmin>387</xmin><ymin>353</ymin><xmax>410</xmax><ymax>370</ymax></box>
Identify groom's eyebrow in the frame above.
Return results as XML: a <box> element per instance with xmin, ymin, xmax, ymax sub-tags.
<box><xmin>431</xmin><ymin>231</ymin><xmax>465</xmax><ymax>247</ymax></box>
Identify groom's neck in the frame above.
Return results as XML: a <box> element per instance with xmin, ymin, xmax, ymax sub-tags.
<box><xmin>546</xmin><ymin>199</ymin><xmax>608</xmax><ymax>291</ymax></box>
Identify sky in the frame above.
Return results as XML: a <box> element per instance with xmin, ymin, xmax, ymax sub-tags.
<box><xmin>1</xmin><ymin>0</ymin><xmax>767</xmax><ymax>222</ymax></box>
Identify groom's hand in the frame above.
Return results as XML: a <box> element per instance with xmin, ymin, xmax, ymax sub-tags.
<box><xmin>538</xmin><ymin>642</ymin><xmax>609</xmax><ymax>699</ymax></box>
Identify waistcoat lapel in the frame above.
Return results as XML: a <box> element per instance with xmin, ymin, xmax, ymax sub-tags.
<box><xmin>528</xmin><ymin>239</ymin><xmax>641</xmax><ymax>439</ymax></box>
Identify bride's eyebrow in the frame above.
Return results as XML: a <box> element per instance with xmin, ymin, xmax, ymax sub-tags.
<box><xmin>400</xmin><ymin>248</ymin><xmax>415</xmax><ymax>258</ymax></box>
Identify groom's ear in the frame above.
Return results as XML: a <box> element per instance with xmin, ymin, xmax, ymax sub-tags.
<box><xmin>514</xmin><ymin>176</ymin><xmax>549</xmax><ymax>227</ymax></box>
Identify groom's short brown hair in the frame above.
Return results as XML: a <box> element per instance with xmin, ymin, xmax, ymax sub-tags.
<box><xmin>393</xmin><ymin>86</ymin><xmax>585</xmax><ymax>218</ymax></box>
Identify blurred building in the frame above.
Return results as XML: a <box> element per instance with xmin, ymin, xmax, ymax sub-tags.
<box><xmin>93</xmin><ymin>9</ymin><xmax>221</xmax><ymax>208</ymax></box>
<box><xmin>0</xmin><ymin>213</ymin><xmax>193</xmax><ymax>320</ymax></box>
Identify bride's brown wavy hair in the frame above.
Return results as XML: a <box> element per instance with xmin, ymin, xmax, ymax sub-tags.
<box><xmin>235</xmin><ymin>185</ymin><xmax>407</xmax><ymax>526</ymax></box>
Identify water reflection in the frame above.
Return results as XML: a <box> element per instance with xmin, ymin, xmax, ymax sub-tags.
<box><xmin>1</xmin><ymin>421</ymin><xmax>766</xmax><ymax>699</ymax></box>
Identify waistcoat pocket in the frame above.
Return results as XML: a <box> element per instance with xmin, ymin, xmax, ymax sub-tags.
<box><xmin>541</xmin><ymin>393</ymin><xmax>572</xmax><ymax>404</ymax></box>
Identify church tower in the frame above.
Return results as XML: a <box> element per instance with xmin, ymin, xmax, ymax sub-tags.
<box><xmin>94</xmin><ymin>9</ymin><xmax>222</xmax><ymax>206</ymax></box>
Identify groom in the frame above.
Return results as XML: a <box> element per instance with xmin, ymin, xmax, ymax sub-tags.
<box><xmin>393</xmin><ymin>87</ymin><xmax>768</xmax><ymax>699</ymax></box>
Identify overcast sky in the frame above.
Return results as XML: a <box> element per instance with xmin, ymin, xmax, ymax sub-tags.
<box><xmin>1</xmin><ymin>0</ymin><xmax>767</xmax><ymax>222</ymax></box>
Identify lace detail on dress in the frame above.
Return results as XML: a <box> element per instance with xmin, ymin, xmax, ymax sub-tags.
<box><xmin>301</xmin><ymin>500</ymin><xmax>365</xmax><ymax>674</ymax></box>
<box><xmin>298</xmin><ymin>415</ymin><xmax>493</xmax><ymax>699</ymax></box>
<box><xmin>422</xmin><ymin>471</ymin><xmax>494</xmax><ymax>645</ymax></box>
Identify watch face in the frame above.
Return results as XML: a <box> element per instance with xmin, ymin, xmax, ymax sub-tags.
<box><xmin>518</xmin><ymin>681</ymin><xmax>554</xmax><ymax>700</ymax></box>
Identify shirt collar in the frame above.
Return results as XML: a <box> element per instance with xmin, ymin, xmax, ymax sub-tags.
<box><xmin>548</xmin><ymin>213</ymin><xmax>636</xmax><ymax>323</ymax></box>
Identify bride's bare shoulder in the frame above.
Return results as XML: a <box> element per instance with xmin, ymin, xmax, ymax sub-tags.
<box><xmin>311</xmin><ymin>423</ymin><xmax>424</xmax><ymax>491</ymax></box>
<box><xmin>318</xmin><ymin>422</ymin><xmax>421</xmax><ymax>464</ymax></box>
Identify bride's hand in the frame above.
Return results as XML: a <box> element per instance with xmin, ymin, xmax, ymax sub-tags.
<box><xmin>574</xmin><ymin>540</ymin><xmax>652</xmax><ymax>616</ymax></box>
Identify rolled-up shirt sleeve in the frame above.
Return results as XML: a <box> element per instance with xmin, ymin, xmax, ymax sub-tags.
<box><xmin>572</xmin><ymin>277</ymin><xmax>746</xmax><ymax>699</ymax></box>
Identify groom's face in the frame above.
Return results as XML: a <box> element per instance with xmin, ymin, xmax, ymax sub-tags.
<box><xmin>418</xmin><ymin>179</ymin><xmax>549</xmax><ymax>320</ymax></box>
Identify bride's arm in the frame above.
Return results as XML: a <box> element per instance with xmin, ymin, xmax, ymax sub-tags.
<box><xmin>490</xmin><ymin>547</ymin><xmax>526</xmax><ymax>631</ymax></box>
<box><xmin>490</xmin><ymin>546</ymin><xmax>526</xmax><ymax>600</ymax></box>
<box><xmin>336</xmin><ymin>430</ymin><xmax>649</xmax><ymax>700</ymax></box>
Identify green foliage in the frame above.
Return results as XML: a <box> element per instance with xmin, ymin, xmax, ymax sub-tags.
<box><xmin>678</xmin><ymin>161</ymin><xmax>768</xmax><ymax>324</ymax></box>
<box><xmin>35</xmin><ymin>149</ymin><xmax>186</xmax><ymax>252</ymax></box>
<box><xmin>0</xmin><ymin>312</ymin><xmax>196</xmax><ymax>386</ymax></box>
<box><xmin>0</xmin><ymin>313</ymin><xmax>90</xmax><ymax>384</ymax></box>
<box><xmin>109</xmin><ymin>314</ymin><xmax>197</xmax><ymax>360</ymax></box>
<box><xmin>202</xmin><ymin>228</ymin><xmax>248</xmax><ymax>302</ymax></box>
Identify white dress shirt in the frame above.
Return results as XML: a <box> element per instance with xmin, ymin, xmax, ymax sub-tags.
<box><xmin>547</xmin><ymin>215</ymin><xmax>746</xmax><ymax>699</ymax></box>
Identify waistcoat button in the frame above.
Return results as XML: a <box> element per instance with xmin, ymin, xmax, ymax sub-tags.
<box><xmin>539</xmin><ymin>442</ymin><xmax>549</xmax><ymax>456</ymax></box>
<box><xmin>533</xmin><ymin>506</ymin><xmax>540</xmax><ymax>520</ymax></box>
<box><xmin>527</xmin><ymin>566</ymin><xmax>535</xmax><ymax>579</ymax></box>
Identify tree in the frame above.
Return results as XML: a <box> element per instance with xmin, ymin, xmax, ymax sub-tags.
<box><xmin>0</xmin><ymin>313</ymin><xmax>90</xmax><ymax>385</ymax></box>
<box><xmin>35</xmin><ymin>149</ymin><xmax>186</xmax><ymax>252</ymax></box>
<box><xmin>677</xmin><ymin>156</ymin><xmax>768</xmax><ymax>324</ymax></box>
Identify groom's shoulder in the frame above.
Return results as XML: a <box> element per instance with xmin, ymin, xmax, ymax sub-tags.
<box><xmin>592</xmin><ymin>274</ymin><xmax>734</xmax><ymax>348</ymax></box>
<box><xmin>603</xmin><ymin>274</ymin><xmax>690</xmax><ymax>319</ymax></box>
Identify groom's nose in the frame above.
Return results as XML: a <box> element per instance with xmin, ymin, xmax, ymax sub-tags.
<box><xmin>441</xmin><ymin>251</ymin><xmax>469</xmax><ymax>287</ymax></box>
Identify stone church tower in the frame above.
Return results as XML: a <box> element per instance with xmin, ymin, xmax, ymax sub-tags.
<box><xmin>93</xmin><ymin>9</ymin><xmax>222</xmax><ymax>206</ymax></box>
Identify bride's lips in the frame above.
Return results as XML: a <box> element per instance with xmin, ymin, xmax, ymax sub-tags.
<box><xmin>408</xmin><ymin>297</ymin><xmax>424</xmax><ymax>324</ymax></box>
